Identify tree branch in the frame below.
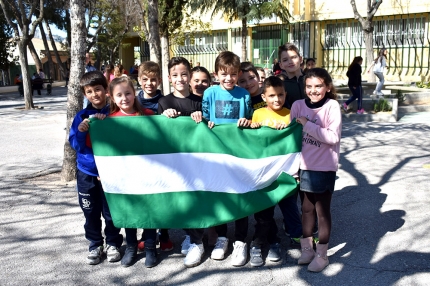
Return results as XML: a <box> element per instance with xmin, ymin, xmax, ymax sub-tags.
<box><xmin>368</xmin><ymin>0</ymin><xmax>383</xmax><ymax>20</ymax></box>
<box><xmin>350</xmin><ymin>0</ymin><xmax>365</xmax><ymax>26</ymax></box>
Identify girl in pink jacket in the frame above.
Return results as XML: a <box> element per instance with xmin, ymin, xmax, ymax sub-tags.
<box><xmin>291</xmin><ymin>68</ymin><xmax>342</xmax><ymax>272</ymax></box>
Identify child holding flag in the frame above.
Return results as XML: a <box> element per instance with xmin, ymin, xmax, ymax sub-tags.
<box><xmin>292</xmin><ymin>68</ymin><xmax>341</xmax><ymax>272</ymax></box>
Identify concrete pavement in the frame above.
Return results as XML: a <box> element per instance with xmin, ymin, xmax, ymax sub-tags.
<box><xmin>1</xmin><ymin>86</ymin><xmax>430</xmax><ymax>285</ymax></box>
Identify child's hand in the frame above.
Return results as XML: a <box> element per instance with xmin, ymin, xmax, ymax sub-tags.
<box><xmin>93</xmin><ymin>113</ymin><xmax>106</xmax><ymax>120</ymax></box>
<box><xmin>275</xmin><ymin>122</ymin><xmax>288</xmax><ymax>130</ymax></box>
<box><xmin>237</xmin><ymin>118</ymin><xmax>251</xmax><ymax>127</ymax></box>
<box><xmin>296</xmin><ymin>116</ymin><xmax>308</xmax><ymax>126</ymax></box>
<box><xmin>208</xmin><ymin>121</ymin><xmax>215</xmax><ymax>129</ymax></box>
<box><xmin>78</xmin><ymin>119</ymin><xmax>90</xmax><ymax>132</ymax></box>
<box><xmin>250</xmin><ymin>122</ymin><xmax>261</xmax><ymax>129</ymax></box>
<box><xmin>191</xmin><ymin>111</ymin><xmax>202</xmax><ymax>123</ymax></box>
<box><xmin>162</xmin><ymin>109</ymin><xmax>181</xmax><ymax>118</ymax></box>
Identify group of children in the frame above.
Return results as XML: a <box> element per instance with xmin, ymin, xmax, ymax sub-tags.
<box><xmin>69</xmin><ymin>42</ymin><xmax>342</xmax><ymax>273</ymax></box>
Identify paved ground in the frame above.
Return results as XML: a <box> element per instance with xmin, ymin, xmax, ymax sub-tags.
<box><xmin>1</xmin><ymin>87</ymin><xmax>430</xmax><ymax>285</ymax></box>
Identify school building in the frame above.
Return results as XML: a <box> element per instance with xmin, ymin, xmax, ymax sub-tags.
<box><xmin>120</xmin><ymin>0</ymin><xmax>430</xmax><ymax>83</ymax></box>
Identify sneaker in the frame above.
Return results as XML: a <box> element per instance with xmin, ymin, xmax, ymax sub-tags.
<box><xmin>160</xmin><ymin>239</ymin><xmax>174</xmax><ymax>252</ymax></box>
<box><xmin>87</xmin><ymin>246</ymin><xmax>103</xmax><ymax>265</ymax></box>
<box><xmin>342</xmin><ymin>103</ymin><xmax>348</xmax><ymax>112</ymax></box>
<box><xmin>357</xmin><ymin>108</ymin><xmax>365</xmax><ymax>114</ymax></box>
<box><xmin>377</xmin><ymin>92</ymin><xmax>384</xmax><ymax>98</ymax></box>
<box><xmin>137</xmin><ymin>240</ymin><xmax>145</xmax><ymax>252</ymax></box>
<box><xmin>121</xmin><ymin>244</ymin><xmax>137</xmax><ymax>267</ymax></box>
<box><xmin>211</xmin><ymin>237</ymin><xmax>229</xmax><ymax>260</ymax></box>
<box><xmin>249</xmin><ymin>247</ymin><xmax>264</xmax><ymax>267</ymax></box>
<box><xmin>267</xmin><ymin>243</ymin><xmax>282</xmax><ymax>262</ymax></box>
<box><xmin>181</xmin><ymin>235</ymin><xmax>191</xmax><ymax>255</ymax></box>
<box><xmin>290</xmin><ymin>237</ymin><xmax>301</xmax><ymax>247</ymax></box>
<box><xmin>184</xmin><ymin>243</ymin><xmax>204</xmax><ymax>267</ymax></box>
<box><xmin>231</xmin><ymin>241</ymin><xmax>247</xmax><ymax>266</ymax></box>
<box><xmin>373</xmin><ymin>90</ymin><xmax>377</xmax><ymax>95</ymax></box>
<box><xmin>105</xmin><ymin>245</ymin><xmax>121</xmax><ymax>262</ymax></box>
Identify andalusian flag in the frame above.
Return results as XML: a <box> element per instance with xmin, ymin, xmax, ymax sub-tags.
<box><xmin>90</xmin><ymin>116</ymin><xmax>302</xmax><ymax>229</ymax></box>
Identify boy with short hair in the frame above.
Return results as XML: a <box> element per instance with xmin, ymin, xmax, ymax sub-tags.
<box><xmin>69</xmin><ymin>71</ymin><xmax>123</xmax><ymax>265</ymax></box>
<box><xmin>238</xmin><ymin>62</ymin><xmax>266</xmax><ymax>111</ymax></box>
<box><xmin>184</xmin><ymin>51</ymin><xmax>252</xmax><ymax>268</ymax></box>
<box><xmin>137</xmin><ymin>61</ymin><xmax>163</xmax><ymax>114</ymax></box>
<box><xmin>278</xmin><ymin>43</ymin><xmax>307</xmax><ymax>109</ymax></box>
<box><xmin>255</xmin><ymin>67</ymin><xmax>266</xmax><ymax>88</ymax></box>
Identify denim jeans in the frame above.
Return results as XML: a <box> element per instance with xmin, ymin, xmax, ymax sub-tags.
<box><xmin>374</xmin><ymin>71</ymin><xmax>384</xmax><ymax>93</ymax></box>
<box><xmin>278</xmin><ymin>189</ymin><xmax>302</xmax><ymax>238</ymax></box>
<box><xmin>346</xmin><ymin>84</ymin><xmax>363</xmax><ymax>110</ymax></box>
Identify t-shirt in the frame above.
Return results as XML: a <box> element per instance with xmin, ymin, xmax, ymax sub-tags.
<box><xmin>373</xmin><ymin>57</ymin><xmax>387</xmax><ymax>73</ymax></box>
<box><xmin>157</xmin><ymin>93</ymin><xmax>202</xmax><ymax>116</ymax></box>
<box><xmin>202</xmin><ymin>85</ymin><xmax>252</xmax><ymax>124</ymax></box>
<box><xmin>252</xmin><ymin>107</ymin><xmax>290</xmax><ymax>128</ymax></box>
<box><xmin>137</xmin><ymin>90</ymin><xmax>163</xmax><ymax>114</ymax></box>
<box><xmin>251</xmin><ymin>94</ymin><xmax>267</xmax><ymax>110</ymax></box>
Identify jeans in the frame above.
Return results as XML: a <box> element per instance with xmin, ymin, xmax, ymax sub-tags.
<box><xmin>76</xmin><ymin>170</ymin><xmax>123</xmax><ymax>251</ymax></box>
<box><xmin>278</xmin><ymin>188</ymin><xmax>302</xmax><ymax>238</ymax></box>
<box><xmin>125</xmin><ymin>228</ymin><xmax>156</xmax><ymax>245</ymax></box>
<box><xmin>251</xmin><ymin>206</ymin><xmax>279</xmax><ymax>248</ymax></box>
<box><xmin>346</xmin><ymin>84</ymin><xmax>363</xmax><ymax>110</ymax></box>
<box><xmin>374</xmin><ymin>71</ymin><xmax>384</xmax><ymax>93</ymax></box>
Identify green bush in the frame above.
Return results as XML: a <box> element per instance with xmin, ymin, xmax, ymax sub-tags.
<box><xmin>417</xmin><ymin>82</ymin><xmax>430</xmax><ymax>89</ymax></box>
<box><xmin>373</xmin><ymin>98</ymin><xmax>392</xmax><ymax>112</ymax></box>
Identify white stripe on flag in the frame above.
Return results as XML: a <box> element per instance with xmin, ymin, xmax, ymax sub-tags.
<box><xmin>96</xmin><ymin>152</ymin><xmax>300</xmax><ymax>195</ymax></box>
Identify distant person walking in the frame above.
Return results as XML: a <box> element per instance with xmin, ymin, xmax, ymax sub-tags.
<box><xmin>368</xmin><ymin>48</ymin><xmax>388</xmax><ymax>97</ymax></box>
<box><xmin>343</xmin><ymin>56</ymin><xmax>364</xmax><ymax>114</ymax></box>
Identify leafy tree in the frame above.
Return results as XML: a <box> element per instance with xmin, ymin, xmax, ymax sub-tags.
<box><xmin>0</xmin><ymin>0</ymin><xmax>44</xmax><ymax>109</ymax></box>
<box><xmin>350</xmin><ymin>0</ymin><xmax>383</xmax><ymax>82</ymax></box>
<box><xmin>61</xmin><ymin>0</ymin><xmax>87</xmax><ymax>182</ymax></box>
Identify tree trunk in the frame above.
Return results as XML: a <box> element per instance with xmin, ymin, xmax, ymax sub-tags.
<box><xmin>148</xmin><ymin>0</ymin><xmax>161</xmax><ymax>64</ymax></box>
<box><xmin>17</xmin><ymin>40</ymin><xmax>35</xmax><ymax>109</ymax></box>
<box><xmin>61</xmin><ymin>0</ymin><xmax>87</xmax><ymax>182</ymax></box>
<box><xmin>45</xmin><ymin>19</ymin><xmax>66</xmax><ymax>78</ymax></box>
<box><xmin>241</xmin><ymin>18</ymin><xmax>248</xmax><ymax>61</ymax></box>
<box><xmin>28</xmin><ymin>40</ymin><xmax>43</xmax><ymax>72</ymax></box>
<box><xmin>39</xmin><ymin>23</ymin><xmax>55</xmax><ymax>80</ymax></box>
<box><xmin>364</xmin><ymin>30</ymin><xmax>376</xmax><ymax>82</ymax></box>
<box><xmin>161</xmin><ymin>35</ymin><xmax>170</xmax><ymax>96</ymax></box>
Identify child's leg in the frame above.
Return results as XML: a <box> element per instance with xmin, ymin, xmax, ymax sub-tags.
<box><xmin>215</xmin><ymin>223</ymin><xmax>227</xmax><ymax>238</ymax></box>
<box><xmin>234</xmin><ymin>217</ymin><xmax>248</xmax><ymax>243</ymax></box>
<box><xmin>188</xmin><ymin>229</ymin><xmax>205</xmax><ymax>245</ymax></box>
<box><xmin>159</xmin><ymin>229</ymin><xmax>170</xmax><ymax>242</ymax></box>
<box><xmin>314</xmin><ymin>191</ymin><xmax>332</xmax><ymax>244</ymax></box>
<box><xmin>278</xmin><ymin>190</ymin><xmax>302</xmax><ymax>239</ymax></box>
<box><xmin>159</xmin><ymin>229</ymin><xmax>173</xmax><ymax>251</ymax></box>
<box><xmin>358</xmin><ymin>85</ymin><xmax>363</xmax><ymax>110</ymax></box>
<box><xmin>76</xmin><ymin>170</ymin><xmax>104</xmax><ymax>251</ymax></box>
<box><xmin>252</xmin><ymin>208</ymin><xmax>274</xmax><ymax>248</ymax></box>
<box><xmin>300</xmin><ymin>191</ymin><xmax>316</xmax><ymax>238</ymax></box>
<box><xmin>101</xmin><ymin>187</ymin><xmax>123</xmax><ymax>248</ymax></box>
<box><xmin>125</xmin><ymin>228</ymin><xmax>138</xmax><ymax>245</ymax></box>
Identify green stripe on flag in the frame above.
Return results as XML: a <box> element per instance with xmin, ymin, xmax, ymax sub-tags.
<box><xmin>106</xmin><ymin>172</ymin><xmax>298</xmax><ymax>229</ymax></box>
<box><xmin>90</xmin><ymin>116</ymin><xmax>302</xmax><ymax>158</ymax></box>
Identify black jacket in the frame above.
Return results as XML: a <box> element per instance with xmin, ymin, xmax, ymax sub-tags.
<box><xmin>283</xmin><ymin>74</ymin><xmax>307</xmax><ymax>109</ymax></box>
<box><xmin>346</xmin><ymin>64</ymin><xmax>362</xmax><ymax>87</ymax></box>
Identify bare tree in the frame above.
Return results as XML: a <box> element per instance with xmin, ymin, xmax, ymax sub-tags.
<box><xmin>61</xmin><ymin>0</ymin><xmax>87</xmax><ymax>182</ymax></box>
<box><xmin>28</xmin><ymin>40</ymin><xmax>43</xmax><ymax>72</ymax></box>
<box><xmin>350</xmin><ymin>0</ymin><xmax>383</xmax><ymax>82</ymax></box>
<box><xmin>39</xmin><ymin>22</ymin><xmax>55</xmax><ymax>79</ymax></box>
<box><xmin>45</xmin><ymin>19</ymin><xmax>67</xmax><ymax>78</ymax></box>
<box><xmin>0</xmin><ymin>0</ymin><xmax>44</xmax><ymax>109</ymax></box>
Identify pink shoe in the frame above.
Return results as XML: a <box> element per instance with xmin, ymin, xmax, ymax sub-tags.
<box><xmin>356</xmin><ymin>108</ymin><xmax>364</xmax><ymax>114</ymax></box>
<box><xmin>342</xmin><ymin>103</ymin><xmax>348</xmax><ymax>112</ymax></box>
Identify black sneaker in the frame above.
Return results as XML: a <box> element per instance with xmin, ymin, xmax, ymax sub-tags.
<box><xmin>267</xmin><ymin>243</ymin><xmax>281</xmax><ymax>262</ymax></box>
<box><xmin>87</xmin><ymin>246</ymin><xmax>103</xmax><ymax>265</ymax></box>
<box><xmin>145</xmin><ymin>240</ymin><xmax>158</xmax><ymax>268</ymax></box>
<box><xmin>249</xmin><ymin>247</ymin><xmax>264</xmax><ymax>267</ymax></box>
<box><xmin>121</xmin><ymin>244</ymin><xmax>137</xmax><ymax>267</ymax></box>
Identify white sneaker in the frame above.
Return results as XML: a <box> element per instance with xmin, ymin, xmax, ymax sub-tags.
<box><xmin>211</xmin><ymin>237</ymin><xmax>229</xmax><ymax>260</ymax></box>
<box><xmin>181</xmin><ymin>235</ymin><xmax>191</xmax><ymax>256</ymax></box>
<box><xmin>105</xmin><ymin>245</ymin><xmax>121</xmax><ymax>262</ymax></box>
<box><xmin>373</xmin><ymin>91</ymin><xmax>377</xmax><ymax>95</ymax></box>
<box><xmin>184</xmin><ymin>243</ymin><xmax>204</xmax><ymax>267</ymax></box>
<box><xmin>231</xmin><ymin>241</ymin><xmax>247</xmax><ymax>266</ymax></box>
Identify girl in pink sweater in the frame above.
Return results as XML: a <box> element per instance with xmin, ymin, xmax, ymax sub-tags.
<box><xmin>291</xmin><ymin>68</ymin><xmax>342</xmax><ymax>272</ymax></box>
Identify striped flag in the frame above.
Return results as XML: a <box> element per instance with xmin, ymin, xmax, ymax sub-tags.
<box><xmin>90</xmin><ymin>116</ymin><xmax>302</xmax><ymax>229</ymax></box>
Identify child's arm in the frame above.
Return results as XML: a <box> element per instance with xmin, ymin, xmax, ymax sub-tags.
<box><xmin>237</xmin><ymin>118</ymin><xmax>251</xmax><ymax>127</ymax></box>
<box><xmin>202</xmin><ymin>91</ymin><xmax>214</xmax><ymax>128</ymax></box>
<box><xmin>190</xmin><ymin>111</ymin><xmax>202</xmax><ymax>123</ymax></box>
<box><xmin>250</xmin><ymin>122</ymin><xmax>261</xmax><ymax>129</ymax></box>
<box><xmin>162</xmin><ymin>108</ymin><xmax>181</xmax><ymax>118</ymax></box>
<box><xmin>275</xmin><ymin>122</ymin><xmax>288</xmax><ymax>130</ymax></box>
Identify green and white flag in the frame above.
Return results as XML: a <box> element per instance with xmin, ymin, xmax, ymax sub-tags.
<box><xmin>90</xmin><ymin>116</ymin><xmax>302</xmax><ymax>229</ymax></box>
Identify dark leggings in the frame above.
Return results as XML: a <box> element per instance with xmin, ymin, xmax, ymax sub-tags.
<box><xmin>299</xmin><ymin>190</ymin><xmax>332</xmax><ymax>244</ymax></box>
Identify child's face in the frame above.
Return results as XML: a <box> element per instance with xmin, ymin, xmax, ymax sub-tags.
<box><xmin>168</xmin><ymin>63</ymin><xmax>190</xmax><ymax>93</ymax></box>
<box><xmin>238</xmin><ymin>70</ymin><xmax>260</xmax><ymax>96</ymax></box>
<box><xmin>216</xmin><ymin>68</ymin><xmax>239</xmax><ymax>90</ymax></box>
<box><xmin>83</xmin><ymin>85</ymin><xmax>107</xmax><ymax>109</ymax></box>
<box><xmin>305</xmin><ymin>77</ymin><xmax>330</xmax><ymax>104</ymax></box>
<box><xmin>262</xmin><ymin>86</ymin><xmax>286</xmax><ymax>112</ymax></box>
<box><xmin>279</xmin><ymin>50</ymin><xmax>302</xmax><ymax>74</ymax></box>
<box><xmin>306</xmin><ymin>60</ymin><xmax>316</xmax><ymax>70</ymax></box>
<box><xmin>139</xmin><ymin>74</ymin><xmax>161</xmax><ymax>97</ymax></box>
<box><xmin>257</xmin><ymin>70</ymin><xmax>266</xmax><ymax>88</ymax></box>
<box><xmin>112</xmin><ymin>82</ymin><xmax>136</xmax><ymax>114</ymax></box>
<box><xmin>190</xmin><ymin>71</ymin><xmax>210</xmax><ymax>97</ymax></box>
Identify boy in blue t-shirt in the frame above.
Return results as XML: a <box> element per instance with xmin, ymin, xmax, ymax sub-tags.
<box><xmin>184</xmin><ymin>51</ymin><xmax>252</xmax><ymax>268</ymax></box>
<box><xmin>69</xmin><ymin>71</ymin><xmax>123</xmax><ymax>265</ymax></box>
